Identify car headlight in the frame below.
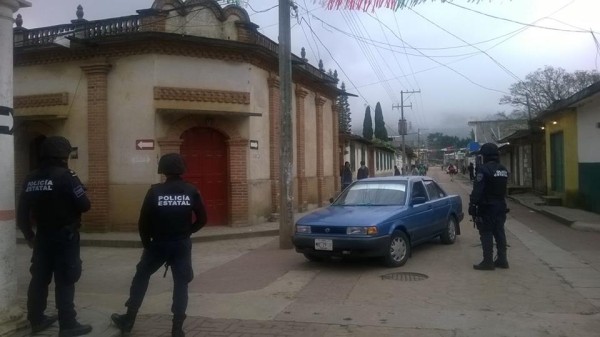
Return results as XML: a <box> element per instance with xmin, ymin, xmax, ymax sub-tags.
<box><xmin>347</xmin><ymin>226</ymin><xmax>378</xmax><ymax>235</ymax></box>
<box><xmin>296</xmin><ymin>225</ymin><xmax>311</xmax><ymax>234</ymax></box>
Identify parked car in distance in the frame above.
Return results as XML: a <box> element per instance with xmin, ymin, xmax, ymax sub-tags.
<box><xmin>292</xmin><ymin>176</ymin><xmax>464</xmax><ymax>267</ymax></box>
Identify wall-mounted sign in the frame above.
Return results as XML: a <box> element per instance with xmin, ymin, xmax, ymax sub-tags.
<box><xmin>0</xmin><ymin>106</ymin><xmax>14</xmax><ymax>135</ymax></box>
<box><xmin>250</xmin><ymin>140</ymin><xmax>258</xmax><ymax>150</ymax></box>
<box><xmin>136</xmin><ymin>139</ymin><xmax>155</xmax><ymax>150</ymax></box>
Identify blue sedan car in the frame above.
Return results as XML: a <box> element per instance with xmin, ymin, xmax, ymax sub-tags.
<box><xmin>292</xmin><ymin>176</ymin><xmax>464</xmax><ymax>267</ymax></box>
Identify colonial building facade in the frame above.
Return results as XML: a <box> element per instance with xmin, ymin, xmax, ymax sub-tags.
<box><xmin>12</xmin><ymin>0</ymin><xmax>342</xmax><ymax>231</ymax></box>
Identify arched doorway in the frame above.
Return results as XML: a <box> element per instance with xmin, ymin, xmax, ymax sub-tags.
<box><xmin>180</xmin><ymin>127</ymin><xmax>229</xmax><ymax>226</ymax></box>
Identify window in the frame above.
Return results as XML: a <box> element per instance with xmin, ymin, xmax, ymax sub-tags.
<box><xmin>335</xmin><ymin>181</ymin><xmax>407</xmax><ymax>206</ymax></box>
<box><xmin>424</xmin><ymin>180</ymin><xmax>446</xmax><ymax>200</ymax></box>
<box><xmin>411</xmin><ymin>181</ymin><xmax>428</xmax><ymax>200</ymax></box>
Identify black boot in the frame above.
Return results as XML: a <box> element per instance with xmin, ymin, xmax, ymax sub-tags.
<box><xmin>473</xmin><ymin>261</ymin><xmax>495</xmax><ymax>270</ymax></box>
<box><xmin>474</xmin><ymin>232</ymin><xmax>495</xmax><ymax>271</ymax></box>
<box><xmin>172</xmin><ymin>315</ymin><xmax>186</xmax><ymax>337</ymax></box>
<box><xmin>494</xmin><ymin>254</ymin><xmax>509</xmax><ymax>269</ymax></box>
<box><xmin>58</xmin><ymin>321</ymin><xmax>92</xmax><ymax>337</ymax></box>
<box><xmin>111</xmin><ymin>309</ymin><xmax>138</xmax><ymax>334</ymax></box>
<box><xmin>31</xmin><ymin>314</ymin><xmax>58</xmax><ymax>333</ymax></box>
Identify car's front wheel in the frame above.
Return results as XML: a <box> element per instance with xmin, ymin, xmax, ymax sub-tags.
<box><xmin>383</xmin><ymin>231</ymin><xmax>410</xmax><ymax>267</ymax></box>
<box><xmin>440</xmin><ymin>216</ymin><xmax>457</xmax><ymax>244</ymax></box>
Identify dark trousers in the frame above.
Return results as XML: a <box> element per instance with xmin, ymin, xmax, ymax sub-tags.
<box><xmin>28</xmin><ymin>228</ymin><xmax>82</xmax><ymax>327</ymax></box>
<box><xmin>125</xmin><ymin>238</ymin><xmax>193</xmax><ymax>316</ymax></box>
<box><xmin>476</xmin><ymin>206</ymin><xmax>507</xmax><ymax>262</ymax></box>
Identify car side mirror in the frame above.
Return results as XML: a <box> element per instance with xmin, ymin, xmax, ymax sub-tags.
<box><xmin>329</xmin><ymin>197</ymin><xmax>335</xmax><ymax>204</ymax></box>
<box><xmin>411</xmin><ymin>196</ymin><xmax>427</xmax><ymax>206</ymax></box>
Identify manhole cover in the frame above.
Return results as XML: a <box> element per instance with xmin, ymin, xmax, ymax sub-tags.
<box><xmin>380</xmin><ymin>272</ymin><xmax>428</xmax><ymax>282</ymax></box>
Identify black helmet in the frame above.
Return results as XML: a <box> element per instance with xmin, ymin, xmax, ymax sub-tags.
<box><xmin>479</xmin><ymin>143</ymin><xmax>499</xmax><ymax>158</ymax></box>
<box><xmin>40</xmin><ymin>136</ymin><xmax>72</xmax><ymax>159</ymax></box>
<box><xmin>158</xmin><ymin>153</ymin><xmax>186</xmax><ymax>175</ymax></box>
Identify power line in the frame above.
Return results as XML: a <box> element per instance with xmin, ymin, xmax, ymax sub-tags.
<box><xmin>299</xmin><ymin>17</ymin><xmax>370</xmax><ymax>106</ymax></box>
<box><xmin>447</xmin><ymin>1</ymin><xmax>599</xmax><ymax>34</ymax></box>
<box><xmin>410</xmin><ymin>8</ymin><xmax>522</xmax><ymax>83</ymax></box>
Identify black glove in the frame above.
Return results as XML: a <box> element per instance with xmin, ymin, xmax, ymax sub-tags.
<box><xmin>468</xmin><ymin>204</ymin><xmax>478</xmax><ymax>217</ymax></box>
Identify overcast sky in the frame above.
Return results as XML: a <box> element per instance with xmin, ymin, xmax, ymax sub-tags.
<box><xmin>15</xmin><ymin>0</ymin><xmax>600</xmax><ymax>137</ymax></box>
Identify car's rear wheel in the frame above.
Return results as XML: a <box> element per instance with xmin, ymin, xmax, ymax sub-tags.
<box><xmin>384</xmin><ymin>231</ymin><xmax>409</xmax><ymax>267</ymax></box>
<box><xmin>303</xmin><ymin>253</ymin><xmax>325</xmax><ymax>262</ymax></box>
<box><xmin>440</xmin><ymin>216</ymin><xmax>457</xmax><ymax>244</ymax></box>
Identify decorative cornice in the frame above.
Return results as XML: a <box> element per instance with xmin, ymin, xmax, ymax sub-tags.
<box><xmin>295</xmin><ymin>86</ymin><xmax>308</xmax><ymax>98</ymax></box>
<box><xmin>81</xmin><ymin>63</ymin><xmax>112</xmax><ymax>75</ymax></box>
<box><xmin>154</xmin><ymin>87</ymin><xmax>250</xmax><ymax>104</ymax></box>
<box><xmin>14</xmin><ymin>92</ymin><xmax>68</xmax><ymax>108</ymax></box>
<box><xmin>267</xmin><ymin>75</ymin><xmax>280</xmax><ymax>89</ymax></box>
<box><xmin>315</xmin><ymin>95</ymin><xmax>327</xmax><ymax>107</ymax></box>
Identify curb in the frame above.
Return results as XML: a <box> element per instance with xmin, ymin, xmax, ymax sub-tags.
<box><xmin>16</xmin><ymin>229</ymin><xmax>281</xmax><ymax>248</ymax></box>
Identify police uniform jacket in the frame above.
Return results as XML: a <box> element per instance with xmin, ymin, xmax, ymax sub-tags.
<box><xmin>138</xmin><ymin>176</ymin><xmax>207</xmax><ymax>247</ymax></box>
<box><xmin>469</xmin><ymin>159</ymin><xmax>509</xmax><ymax>209</ymax></box>
<box><xmin>17</xmin><ymin>160</ymin><xmax>91</xmax><ymax>241</ymax></box>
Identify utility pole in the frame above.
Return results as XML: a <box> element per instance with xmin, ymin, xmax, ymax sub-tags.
<box><xmin>278</xmin><ymin>0</ymin><xmax>293</xmax><ymax>249</ymax></box>
<box><xmin>392</xmin><ymin>90</ymin><xmax>420</xmax><ymax>170</ymax></box>
<box><xmin>0</xmin><ymin>0</ymin><xmax>31</xmax><ymax>333</ymax></box>
<box><xmin>526</xmin><ymin>94</ymin><xmax>535</xmax><ymax>191</ymax></box>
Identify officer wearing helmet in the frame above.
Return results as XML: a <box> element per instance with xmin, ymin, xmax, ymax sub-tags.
<box><xmin>17</xmin><ymin>136</ymin><xmax>92</xmax><ymax>336</ymax></box>
<box><xmin>112</xmin><ymin>153</ymin><xmax>207</xmax><ymax>337</ymax></box>
<box><xmin>469</xmin><ymin>143</ymin><xmax>510</xmax><ymax>271</ymax></box>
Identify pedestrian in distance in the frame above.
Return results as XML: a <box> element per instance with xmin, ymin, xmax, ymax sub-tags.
<box><xmin>111</xmin><ymin>153</ymin><xmax>208</xmax><ymax>337</ymax></box>
<box><xmin>468</xmin><ymin>162</ymin><xmax>475</xmax><ymax>181</ymax></box>
<box><xmin>17</xmin><ymin>136</ymin><xmax>92</xmax><ymax>337</ymax></box>
<box><xmin>394</xmin><ymin>165</ymin><xmax>401</xmax><ymax>176</ymax></box>
<box><xmin>469</xmin><ymin>143</ymin><xmax>510</xmax><ymax>271</ymax></box>
<box><xmin>410</xmin><ymin>164</ymin><xmax>420</xmax><ymax>176</ymax></box>
<box><xmin>357</xmin><ymin>160</ymin><xmax>369</xmax><ymax>180</ymax></box>
<box><xmin>447</xmin><ymin>164</ymin><xmax>457</xmax><ymax>181</ymax></box>
<box><xmin>341</xmin><ymin>161</ymin><xmax>353</xmax><ymax>190</ymax></box>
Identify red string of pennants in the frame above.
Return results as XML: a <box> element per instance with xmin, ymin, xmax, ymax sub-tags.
<box><xmin>322</xmin><ymin>0</ymin><xmax>428</xmax><ymax>11</ymax></box>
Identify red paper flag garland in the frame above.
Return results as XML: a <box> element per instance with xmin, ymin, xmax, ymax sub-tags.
<box><xmin>321</xmin><ymin>0</ymin><xmax>442</xmax><ymax>11</ymax></box>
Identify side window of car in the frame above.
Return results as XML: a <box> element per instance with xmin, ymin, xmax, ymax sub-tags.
<box><xmin>424</xmin><ymin>181</ymin><xmax>439</xmax><ymax>200</ymax></box>
<box><xmin>412</xmin><ymin>181</ymin><xmax>428</xmax><ymax>201</ymax></box>
<box><xmin>432</xmin><ymin>181</ymin><xmax>447</xmax><ymax>198</ymax></box>
<box><xmin>423</xmin><ymin>181</ymin><xmax>446</xmax><ymax>200</ymax></box>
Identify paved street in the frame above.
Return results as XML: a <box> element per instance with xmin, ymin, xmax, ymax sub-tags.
<box><xmin>11</xmin><ymin>167</ymin><xmax>600</xmax><ymax>337</ymax></box>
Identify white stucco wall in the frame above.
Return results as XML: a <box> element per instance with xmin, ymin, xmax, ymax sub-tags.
<box><xmin>577</xmin><ymin>96</ymin><xmax>600</xmax><ymax>163</ymax></box>
<box><xmin>14</xmin><ymin>63</ymin><xmax>89</xmax><ymax>181</ymax></box>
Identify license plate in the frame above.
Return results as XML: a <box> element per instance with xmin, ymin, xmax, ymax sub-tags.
<box><xmin>314</xmin><ymin>238</ymin><xmax>333</xmax><ymax>251</ymax></box>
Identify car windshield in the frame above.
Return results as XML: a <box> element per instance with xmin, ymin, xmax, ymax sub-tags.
<box><xmin>334</xmin><ymin>181</ymin><xmax>407</xmax><ymax>206</ymax></box>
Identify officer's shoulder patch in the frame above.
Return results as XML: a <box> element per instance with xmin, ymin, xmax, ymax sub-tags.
<box><xmin>73</xmin><ymin>185</ymin><xmax>85</xmax><ymax>198</ymax></box>
<box><xmin>476</xmin><ymin>173</ymin><xmax>484</xmax><ymax>182</ymax></box>
<box><xmin>69</xmin><ymin>169</ymin><xmax>78</xmax><ymax>177</ymax></box>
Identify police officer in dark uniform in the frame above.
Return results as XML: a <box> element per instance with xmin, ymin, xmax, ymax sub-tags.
<box><xmin>17</xmin><ymin>136</ymin><xmax>92</xmax><ymax>336</ymax></box>
<box><xmin>111</xmin><ymin>153</ymin><xmax>207</xmax><ymax>337</ymax></box>
<box><xmin>469</xmin><ymin>143</ymin><xmax>510</xmax><ymax>271</ymax></box>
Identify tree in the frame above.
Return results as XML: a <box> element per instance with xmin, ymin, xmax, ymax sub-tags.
<box><xmin>362</xmin><ymin>106</ymin><xmax>373</xmax><ymax>140</ymax></box>
<box><xmin>500</xmin><ymin>66</ymin><xmax>600</xmax><ymax>118</ymax></box>
<box><xmin>373</xmin><ymin>102</ymin><xmax>388</xmax><ymax>141</ymax></box>
<box><xmin>337</xmin><ymin>82</ymin><xmax>352</xmax><ymax>134</ymax></box>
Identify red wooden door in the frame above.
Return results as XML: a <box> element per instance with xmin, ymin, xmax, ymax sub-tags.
<box><xmin>180</xmin><ymin>127</ymin><xmax>228</xmax><ymax>226</ymax></box>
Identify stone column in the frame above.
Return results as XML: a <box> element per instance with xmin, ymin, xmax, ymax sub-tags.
<box><xmin>294</xmin><ymin>86</ymin><xmax>308</xmax><ymax>211</ymax></box>
<box><xmin>81</xmin><ymin>62</ymin><xmax>111</xmax><ymax>232</ymax></box>
<box><xmin>0</xmin><ymin>1</ymin><xmax>31</xmax><ymax>334</ymax></box>
<box><xmin>331</xmin><ymin>103</ymin><xmax>340</xmax><ymax>192</ymax></box>
<box><xmin>267</xmin><ymin>75</ymin><xmax>280</xmax><ymax>219</ymax></box>
<box><xmin>315</xmin><ymin>95</ymin><xmax>326</xmax><ymax>206</ymax></box>
<box><xmin>228</xmin><ymin>138</ymin><xmax>249</xmax><ymax>226</ymax></box>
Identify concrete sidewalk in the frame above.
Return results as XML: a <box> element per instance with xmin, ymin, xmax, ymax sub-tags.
<box><xmin>507</xmin><ymin>192</ymin><xmax>600</xmax><ymax>232</ymax></box>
